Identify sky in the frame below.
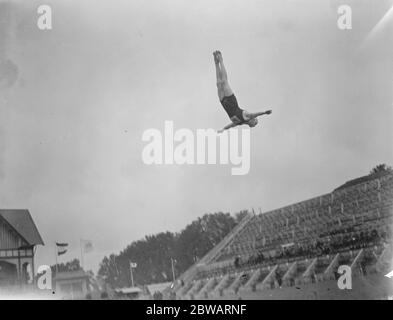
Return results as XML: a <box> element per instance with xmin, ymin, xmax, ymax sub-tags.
<box><xmin>0</xmin><ymin>0</ymin><xmax>392</xmax><ymax>273</ymax></box>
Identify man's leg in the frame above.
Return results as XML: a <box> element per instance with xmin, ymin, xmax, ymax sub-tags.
<box><xmin>214</xmin><ymin>51</ymin><xmax>233</xmax><ymax>100</ymax></box>
<box><xmin>214</xmin><ymin>51</ymin><xmax>225</xmax><ymax>100</ymax></box>
<box><xmin>214</xmin><ymin>52</ymin><xmax>222</xmax><ymax>82</ymax></box>
<box><xmin>217</xmin><ymin>51</ymin><xmax>228</xmax><ymax>81</ymax></box>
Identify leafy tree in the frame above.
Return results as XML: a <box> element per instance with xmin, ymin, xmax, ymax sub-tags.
<box><xmin>98</xmin><ymin>212</ymin><xmax>240</xmax><ymax>288</ymax></box>
<box><xmin>234</xmin><ymin>210</ymin><xmax>249</xmax><ymax>224</ymax></box>
<box><xmin>370</xmin><ymin>164</ymin><xmax>392</xmax><ymax>175</ymax></box>
<box><xmin>50</xmin><ymin>258</ymin><xmax>81</xmax><ymax>275</ymax></box>
<box><xmin>35</xmin><ymin>258</ymin><xmax>82</xmax><ymax>282</ymax></box>
<box><xmin>174</xmin><ymin>212</ymin><xmax>236</xmax><ymax>273</ymax></box>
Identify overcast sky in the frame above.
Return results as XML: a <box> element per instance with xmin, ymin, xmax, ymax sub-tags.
<box><xmin>0</xmin><ymin>0</ymin><xmax>392</xmax><ymax>273</ymax></box>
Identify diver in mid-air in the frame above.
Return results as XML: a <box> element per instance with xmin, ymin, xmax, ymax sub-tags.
<box><xmin>213</xmin><ymin>50</ymin><xmax>272</xmax><ymax>133</ymax></box>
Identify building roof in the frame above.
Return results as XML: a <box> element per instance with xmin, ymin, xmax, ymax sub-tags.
<box><xmin>0</xmin><ymin>209</ymin><xmax>44</xmax><ymax>246</ymax></box>
<box><xmin>334</xmin><ymin>170</ymin><xmax>392</xmax><ymax>191</ymax></box>
<box><xmin>146</xmin><ymin>282</ymin><xmax>172</xmax><ymax>294</ymax></box>
<box><xmin>114</xmin><ymin>287</ymin><xmax>143</xmax><ymax>295</ymax></box>
<box><xmin>55</xmin><ymin>270</ymin><xmax>89</xmax><ymax>281</ymax></box>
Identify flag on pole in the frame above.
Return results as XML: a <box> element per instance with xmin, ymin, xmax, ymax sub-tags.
<box><xmin>385</xmin><ymin>268</ymin><xmax>393</xmax><ymax>279</ymax></box>
<box><xmin>81</xmin><ymin>239</ymin><xmax>94</xmax><ymax>253</ymax></box>
<box><xmin>130</xmin><ymin>262</ymin><xmax>137</xmax><ymax>268</ymax></box>
<box><xmin>56</xmin><ymin>242</ymin><xmax>68</xmax><ymax>256</ymax></box>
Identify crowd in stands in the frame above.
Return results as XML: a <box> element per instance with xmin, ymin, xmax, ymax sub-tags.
<box><xmin>195</xmin><ymin>226</ymin><xmax>391</xmax><ymax>280</ymax></box>
<box><xmin>236</xmin><ymin>227</ymin><xmax>390</xmax><ymax>270</ymax></box>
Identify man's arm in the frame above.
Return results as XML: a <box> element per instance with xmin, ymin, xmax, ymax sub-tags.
<box><xmin>246</xmin><ymin>109</ymin><xmax>272</xmax><ymax>120</ymax></box>
<box><xmin>217</xmin><ymin>122</ymin><xmax>239</xmax><ymax>133</ymax></box>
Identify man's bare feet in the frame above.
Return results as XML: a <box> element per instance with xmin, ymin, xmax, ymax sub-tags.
<box><xmin>213</xmin><ymin>51</ymin><xmax>219</xmax><ymax>64</ymax></box>
<box><xmin>216</xmin><ymin>51</ymin><xmax>223</xmax><ymax>62</ymax></box>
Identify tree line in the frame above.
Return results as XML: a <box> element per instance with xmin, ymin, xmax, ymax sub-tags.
<box><xmin>97</xmin><ymin>211</ymin><xmax>248</xmax><ymax>288</ymax></box>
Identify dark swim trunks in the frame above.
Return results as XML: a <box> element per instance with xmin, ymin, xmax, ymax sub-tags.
<box><xmin>220</xmin><ymin>94</ymin><xmax>246</xmax><ymax>123</ymax></box>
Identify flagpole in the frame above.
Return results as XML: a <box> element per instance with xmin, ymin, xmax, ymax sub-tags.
<box><xmin>80</xmin><ymin>239</ymin><xmax>84</xmax><ymax>270</ymax></box>
<box><xmin>130</xmin><ymin>261</ymin><xmax>134</xmax><ymax>287</ymax></box>
<box><xmin>54</xmin><ymin>243</ymin><xmax>58</xmax><ymax>288</ymax></box>
<box><xmin>129</xmin><ymin>261</ymin><xmax>134</xmax><ymax>287</ymax></box>
<box><xmin>171</xmin><ymin>258</ymin><xmax>176</xmax><ymax>282</ymax></box>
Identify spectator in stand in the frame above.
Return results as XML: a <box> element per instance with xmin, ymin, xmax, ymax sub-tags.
<box><xmin>234</xmin><ymin>256</ymin><xmax>241</xmax><ymax>268</ymax></box>
<box><xmin>275</xmin><ymin>269</ymin><xmax>282</xmax><ymax>287</ymax></box>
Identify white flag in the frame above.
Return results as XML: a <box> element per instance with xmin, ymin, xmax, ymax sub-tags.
<box><xmin>81</xmin><ymin>239</ymin><xmax>94</xmax><ymax>253</ymax></box>
<box><xmin>385</xmin><ymin>268</ymin><xmax>393</xmax><ymax>279</ymax></box>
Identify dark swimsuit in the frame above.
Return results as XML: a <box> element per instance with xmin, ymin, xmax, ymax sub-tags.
<box><xmin>220</xmin><ymin>94</ymin><xmax>246</xmax><ymax>124</ymax></box>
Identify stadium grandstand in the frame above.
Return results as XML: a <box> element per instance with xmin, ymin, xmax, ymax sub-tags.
<box><xmin>168</xmin><ymin>170</ymin><xmax>393</xmax><ymax>300</ymax></box>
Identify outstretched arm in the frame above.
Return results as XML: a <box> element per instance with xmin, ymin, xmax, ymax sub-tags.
<box><xmin>246</xmin><ymin>109</ymin><xmax>272</xmax><ymax>120</ymax></box>
<box><xmin>217</xmin><ymin>122</ymin><xmax>239</xmax><ymax>133</ymax></box>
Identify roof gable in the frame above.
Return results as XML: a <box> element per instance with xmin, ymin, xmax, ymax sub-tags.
<box><xmin>0</xmin><ymin>210</ymin><xmax>44</xmax><ymax>246</ymax></box>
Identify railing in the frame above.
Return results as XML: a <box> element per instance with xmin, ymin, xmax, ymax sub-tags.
<box><xmin>169</xmin><ymin>212</ymin><xmax>254</xmax><ymax>294</ymax></box>
<box><xmin>203</xmin><ymin>212</ymin><xmax>254</xmax><ymax>264</ymax></box>
<box><xmin>324</xmin><ymin>253</ymin><xmax>340</xmax><ymax>276</ymax></box>
<box><xmin>350</xmin><ymin>249</ymin><xmax>364</xmax><ymax>270</ymax></box>
<box><xmin>302</xmin><ymin>258</ymin><xmax>317</xmax><ymax>278</ymax></box>
<box><xmin>282</xmin><ymin>261</ymin><xmax>297</xmax><ymax>281</ymax></box>
<box><xmin>256</xmin><ymin>265</ymin><xmax>278</xmax><ymax>290</ymax></box>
